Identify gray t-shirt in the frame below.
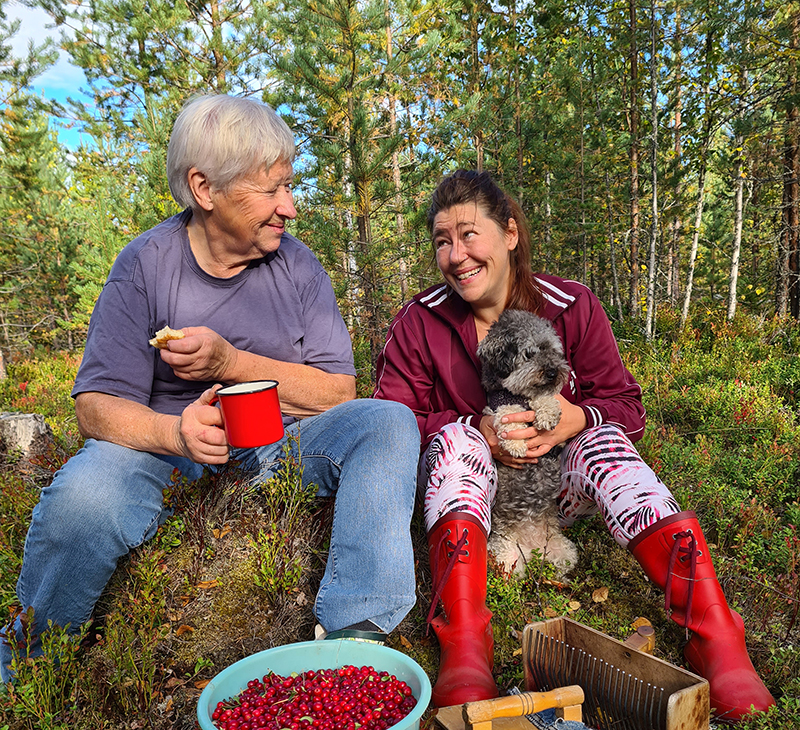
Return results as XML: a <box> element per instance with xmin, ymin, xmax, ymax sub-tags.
<box><xmin>72</xmin><ymin>210</ymin><xmax>356</xmax><ymax>421</ymax></box>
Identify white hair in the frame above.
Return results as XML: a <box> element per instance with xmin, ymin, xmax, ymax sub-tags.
<box><xmin>167</xmin><ymin>95</ymin><xmax>296</xmax><ymax>209</ymax></box>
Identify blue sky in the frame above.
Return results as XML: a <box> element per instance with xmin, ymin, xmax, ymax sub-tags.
<box><xmin>8</xmin><ymin>0</ymin><xmax>91</xmax><ymax>148</ymax></box>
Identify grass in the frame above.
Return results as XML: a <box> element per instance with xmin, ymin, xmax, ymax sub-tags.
<box><xmin>0</xmin><ymin>309</ymin><xmax>798</xmax><ymax>729</ymax></box>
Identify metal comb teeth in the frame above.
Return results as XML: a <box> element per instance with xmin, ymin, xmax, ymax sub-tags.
<box><xmin>529</xmin><ymin>631</ymin><xmax>668</xmax><ymax>730</ymax></box>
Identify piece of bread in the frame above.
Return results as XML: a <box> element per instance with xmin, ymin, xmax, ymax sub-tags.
<box><xmin>149</xmin><ymin>326</ymin><xmax>185</xmax><ymax>349</ymax></box>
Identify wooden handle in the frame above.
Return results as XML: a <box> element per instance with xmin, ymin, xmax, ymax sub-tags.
<box><xmin>463</xmin><ymin>686</ymin><xmax>585</xmax><ymax>729</ymax></box>
<box><xmin>623</xmin><ymin>622</ymin><xmax>656</xmax><ymax>654</ymax></box>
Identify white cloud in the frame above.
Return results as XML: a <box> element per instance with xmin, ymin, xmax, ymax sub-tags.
<box><xmin>8</xmin><ymin>3</ymin><xmax>58</xmax><ymax>56</ymax></box>
<box><xmin>7</xmin><ymin>0</ymin><xmax>88</xmax><ymax>98</ymax></box>
<box><xmin>4</xmin><ymin>1</ymin><xmax>91</xmax><ymax>146</ymax></box>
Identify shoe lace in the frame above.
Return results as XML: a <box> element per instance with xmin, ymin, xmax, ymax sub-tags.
<box><xmin>426</xmin><ymin>526</ymin><xmax>470</xmax><ymax>631</ymax></box>
<box><xmin>665</xmin><ymin>528</ymin><xmax>698</xmax><ymax>631</ymax></box>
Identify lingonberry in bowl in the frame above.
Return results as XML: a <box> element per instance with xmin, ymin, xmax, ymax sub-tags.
<box><xmin>209</xmin><ymin>664</ymin><xmax>418</xmax><ymax>730</ymax></box>
<box><xmin>197</xmin><ymin>641</ymin><xmax>432</xmax><ymax>730</ymax></box>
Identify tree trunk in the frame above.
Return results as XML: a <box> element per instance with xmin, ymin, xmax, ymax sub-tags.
<box><xmin>727</xmin><ymin>134</ymin><xmax>745</xmax><ymax>321</ymax></box>
<box><xmin>385</xmin><ymin>1</ymin><xmax>407</xmax><ymax>301</ymax></box>
<box><xmin>628</xmin><ymin>0</ymin><xmax>641</xmax><ymax>316</ymax></box>
<box><xmin>209</xmin><ymin>0</ymin><xmax>227</xmax><ymax>91</ymax></box>
<box><xmin>513</xmin><ymin>1</ymin><xmax>524</xmax><ymax>204</ymax></box>
<box><xmin>779</xmin><ymin>11</ymin><xmax>800</xmax><ymax>318</ymax></box>
<box><xmin>469</xmin><ymin>0</ymin><xmax>483</xmax><ymax>171</ymax></box>
<box><xmin>544</xmin><ymin>166</ymin><xmax>552</xmax><ymax>272</ymax></box>
<box><xmin>645</xmin><ymin>0</ymin><xmax>658</xmax><ymax>339</ymax></box>
<box><xmin>606</xmin><ymin>171</ymin><xmax>625</xmax><ymax>321</ymax></box>
<box><xmin>681</xmin><ymin>161</ymin><xmax>707</xmax><ymax>326</ymax></box>
<box><xmin>580</xmin><ymin>95</ymin><xmax>588</xmax><ymax>285</ymax></box>
<box><xmin>681</xmin><ymin>32</ymin><xmax>714</xmax><ymax>326</ymax></box>
<box><xmin>342</xmin><ymin>116</ymin><xmax>357</xmax><ymax>329</ymax></box>
<box><xmin>667</xmin><ymin>4</ymin><xmax>683</xmax><ymax>305</ymax></box>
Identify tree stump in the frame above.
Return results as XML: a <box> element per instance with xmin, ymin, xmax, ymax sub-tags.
<box><xmin>0</xmin><ymin>412</ymin><xmax>55</xmax><ymax>461</ymax></box>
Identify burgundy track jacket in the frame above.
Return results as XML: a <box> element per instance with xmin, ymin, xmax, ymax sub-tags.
<box><xmin>373</xmin><ymin>274</ymin><xmax>645</xmax><ymax>450</ymax></box>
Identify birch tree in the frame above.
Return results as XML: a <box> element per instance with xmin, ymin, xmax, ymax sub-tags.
<box><xmin>644</xmin><ymin>0</ymin><xmax>659</xmax><ymax>339</ymax></box>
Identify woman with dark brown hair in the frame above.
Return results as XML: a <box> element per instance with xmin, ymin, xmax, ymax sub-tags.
<box><xmin>374</xmin><ymin>169</ymin><xmax>774</xmax><ymax>722</ymax></box>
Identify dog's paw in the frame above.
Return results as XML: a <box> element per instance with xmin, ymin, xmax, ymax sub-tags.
<box><xmin>548</xmin><ymin>535</ymin><xmax>579</xmax><ymax>579</ymax></box>
<box><xmin>488</xmin><ymin>534</ymin><xmax>525</xmax><ymax>575</ymax></box>
<box><xmin>494</xmin><ymin>417</ymin><xmax>529</xmax><ymax>458</ymax></box>
<box><xmin>530</xmin><ymin>396</ymin><xmax>562</xmax><ymax>432</ymax></box>
<box><xmin>490</xmin><ymin>406</ymin><xmax>530</xmax><ymax>458</ymax></box>
<box><xmin>498</xmin><ymin>437</ymin><xmax>528</xmax><ymax>458</ymax></box>
<box><xmin>491</xmin><ymin>518</ymin><xmax>579</xmax><ymax>580</ymax></box>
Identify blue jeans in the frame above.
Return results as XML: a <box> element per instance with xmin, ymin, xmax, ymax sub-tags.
<box><xmin>0</xmin><ymin>399</ymin><xmax>419</xmax><ymax>682</ymax></box>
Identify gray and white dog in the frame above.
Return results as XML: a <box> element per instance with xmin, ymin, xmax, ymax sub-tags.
<box><xmin>477</xmin><ymin>309</ymin><xmax>579</xmax><ymax>577</ymax></box>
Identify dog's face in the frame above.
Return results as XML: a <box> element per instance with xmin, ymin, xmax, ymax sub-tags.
<box><xmin>477</xmin><ymin>310</ymin><xmax>570</xmax><ymax>397</ymax></box>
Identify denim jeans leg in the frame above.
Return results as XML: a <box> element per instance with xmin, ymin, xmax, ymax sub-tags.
<box><xmin>0</xmin><ymin>439</ymin><xmax>201</xmax><ymax>683</ymax></box>
<box><xmin>273</xmin><ymin>399</ymin><xmax>419</xmax><ymax>635</ymax></box>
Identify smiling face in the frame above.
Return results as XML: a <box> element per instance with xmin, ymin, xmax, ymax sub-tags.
<box><xmin>432</xmin><ymin>202</ymin><xmax>519</xmax><ymax>317</ymax></box>
<box><xmin>202</xmin><ymin>159</ymin><xmax>297</xmax><ymax>270</ymax></box>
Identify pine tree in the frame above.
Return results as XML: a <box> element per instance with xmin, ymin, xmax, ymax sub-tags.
<box><xmin>0</xmin><ymin>94</ymin><xmax>78</xmax><ymax>350</ymax></box>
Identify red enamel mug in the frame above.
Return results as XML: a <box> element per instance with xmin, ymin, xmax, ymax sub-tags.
<box><xmin>210</xmin><ymin>380</ymin><xmax>284</xmax><ymax>448</ymax></box>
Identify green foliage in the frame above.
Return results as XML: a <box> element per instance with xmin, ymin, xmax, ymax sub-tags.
<box><xmin>259</xmin><ymin>435</ymin><xmax>319</xmax><ymax>526</ymax></box>
<box><xmin>1</xmin><ymin>612</ymin><xmax>87</xmax><ymax>730</ymax></box>
<box><xmin>64</xmin><ymin>146</ymin><xmax>146</xmax><ymax>335</ymax></box>
<box><xmin>0</xmin><ymin>4</ymin><xmax>58</xmax><ymax>98</ymax></box>
<box><xmin>0</xmin><ymin>285</ymin><xmax>798</xmax><ymax>728</ymax></box>
<box><xmin>248</xmin><ymin>437</ymin><xmax>321</xmax><ymax>601</ymax></box>
<box><xmin>0</xmin><ymin>352</ymin><xmax>82</xmax><ymax>615</ymax></box>
<box><xmin>0</xmin><ymin>94</ymin><xmax>80</xmax><ymax>352</ymax></box>
<box><xmin>0</xmin><ymin>474</ymin><xmax>38</xmax><ymax>615</ymax></box>
<box><xmin>249</xmin><ymin>526</ymin><xmax>305</xmax><ymax>599</ymax></box>
<box><xmin>631</xmin><ymin>317</ymin><xmax>800</xmax><ymax>601</ymax></box>
<box><xmin>94</xmin><ymin>551</ymin><xmax>171</xmax><ymax>716</ymax></box>
<box><xmin>0</xmin><ymin>352</ymin><xmax>80</xmax><ymax>443</ymax></box>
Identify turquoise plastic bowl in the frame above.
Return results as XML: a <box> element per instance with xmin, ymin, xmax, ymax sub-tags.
<box><xmin>197</xmin><ymin>640</ymin><xmax>432</xmax><ymax>730</ymax></box>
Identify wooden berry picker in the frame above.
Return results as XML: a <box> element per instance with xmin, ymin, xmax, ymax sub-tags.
<box><xmin>434</xmin><ymin>618</ymin><xmax>710</xmax><ymax>730</ymax></box>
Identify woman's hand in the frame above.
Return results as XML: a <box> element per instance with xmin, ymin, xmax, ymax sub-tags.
<box><xmin>478</xmin><ymin>414</ymin><xmax>510</xmax><ymax>464</ymax></box>
<box><xmin>482</xmin><ymin>395</ymin><xmax>588</xmax><ymax>469</ymax></box>
<box><xmin>478</xmin><ymin>413</ymin><xmax>534</xmax><ymax>468</ymax></box>
<box><xmin>160</xmin><ymin>326</ymin><xmax>239</xmax><ymax>383</ymax></box>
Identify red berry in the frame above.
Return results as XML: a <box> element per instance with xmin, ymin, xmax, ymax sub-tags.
<box><xmin>212</xmin><ymin>665</ymin><xmax>416</xmax><ymax>730</ymax></box>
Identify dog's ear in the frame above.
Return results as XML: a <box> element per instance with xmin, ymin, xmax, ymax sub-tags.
<box><xmin>478</xmin><ymin>337</ymin><xmax>518</xmax><ymax>390</ymax></box>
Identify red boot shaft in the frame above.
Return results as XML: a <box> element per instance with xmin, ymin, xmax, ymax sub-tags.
<box><xmin>629</xmin><ymin>511</ymin><xmax>775</xmax><ymax>722</ymax></box>
<box><xmin>427</xmin><ymin>513</ymin><xmax>498</xmax><ymax>707</ymax></box>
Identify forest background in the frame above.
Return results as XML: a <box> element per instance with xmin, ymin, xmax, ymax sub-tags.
<box><xmin>1</xmin><ymin>0</ymin><xmax>800</xmax><ymax>366</ymax></box>
<box><xmin>1</xmin><ymin>0</ymin><xmax>800</xmax><ymax>729</ymax></box>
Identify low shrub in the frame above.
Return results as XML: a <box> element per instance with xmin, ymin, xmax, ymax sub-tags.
<box><xmin>0</xmin><ymin>309</ymin><xmax>798</xmax><ymax>729</ymax></box>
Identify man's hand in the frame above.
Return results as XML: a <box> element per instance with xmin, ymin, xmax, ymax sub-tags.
<box><xmin>160</xmin><ymin>326</ymin><xmax>239</xmax><ymax>383</ymax></box>
<box><xmin>157</xmin><ymin>325</ymin><xmax>354</xmax><ymax>418</ymax></box>
<box><xmin>172</xmin><ymin>386</ymin><xmax>229</xmax><ymax>464</ymax></box>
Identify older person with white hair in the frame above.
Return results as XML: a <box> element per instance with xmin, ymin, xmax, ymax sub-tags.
<box><xmin>0</xmin><ymin>95</ymin><xmax>419</xmax><ymax>682</ymax></box>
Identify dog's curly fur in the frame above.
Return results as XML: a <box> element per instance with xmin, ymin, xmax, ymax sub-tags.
<box><xmin>477</xmin><ymin>309</ymin><xmax>579</xmax><ymax>577</ymax></box>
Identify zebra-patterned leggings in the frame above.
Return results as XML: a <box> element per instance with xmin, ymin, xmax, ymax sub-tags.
<box><xmin>419</xmin><ymin>422</ymin><xmax>681</xmax><ymax>547</ymax></box>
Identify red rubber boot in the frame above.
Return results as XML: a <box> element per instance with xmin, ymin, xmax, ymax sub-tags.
<box><xmin>629</xmin><ymin>511</ymin><xmax>775</xmax><ymax>722</ymax></box>
<box><xmin>427</xmin><ymin>513</ymin><xmax>498</xmax><ymax>707</ymax></box>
